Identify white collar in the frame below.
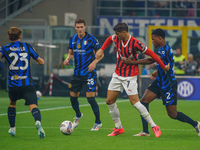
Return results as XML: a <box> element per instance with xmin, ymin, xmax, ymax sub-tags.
<box><xmin>121</xmin><ymin>35</ymin><xmax>131</xmax><ymax>47</ymax></box>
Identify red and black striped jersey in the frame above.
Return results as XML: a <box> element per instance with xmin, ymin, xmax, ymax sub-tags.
<box><xmin>102</xmin><ymin>34</ymin><xmax>148</xmax><ymax>77</ymax></box>
<box><xmin>101</xmin><ymin>34</ymin><xmax>165</xmax><ymax>77</ymax></box>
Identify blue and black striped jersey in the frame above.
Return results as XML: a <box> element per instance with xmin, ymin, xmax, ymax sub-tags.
<box><xmin>69</xmin><ymin>32</ymin><xmax>100</xmax><ymax>77</ymax></box>
<box><xmin>0</xmin><ymin>41</ymin><xmax>39</xmax><ymax>87</ymax></box>
<box><xmin>156</xmin><ymin>44</ymin><xmax>176</xmax><ymax>89</ymax></box>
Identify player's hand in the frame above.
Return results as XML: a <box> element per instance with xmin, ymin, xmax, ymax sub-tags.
<box><xmin>88</xmin><ymin>62</ymin><xmax>96</xmax><ymax>72</ymax></box>
<box><xmin>150</xmin><ymin>71</ymin><xmax>157</xmax><ymax>80</ymax></box>
<box><xmin>95</xmin><ymin>49</ymin><xmax>104</xmax><ymax>60</ymax></box>
<box><xmin>121</xmin><ymin>56</ymin><xmax>135</xmax><ymax>65</ymax></box>
<box><xmin>163</xmin><ymin>63</ymin><xmax>170</xmax><ymax>71</ymax></box>
<box><xmin>63</xmin><ymin>59</ymin><xmax>70</xmax><ymax>66</ymax></box>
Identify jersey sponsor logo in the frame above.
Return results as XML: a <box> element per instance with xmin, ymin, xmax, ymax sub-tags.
<box><xmin>177</xmin><ymin>80</ymin><xmax>195</xmax><ymax>98</ymax></box>
<box><xmin>11</xmin><ymin>75</ymin><xmax>27</xmax><ymax>80</ymax></box>
<box><xmin>73</xmin><ymin>49</ymin><xmax>86</xmax><ymax>54</ymax></box>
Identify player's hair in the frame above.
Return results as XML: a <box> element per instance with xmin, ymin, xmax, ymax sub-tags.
<box><xmin>7</xmin><ymin>27</ymin><xmax>22</xmax><ymax>41</ymax></box>
<box><xmin>75</xmin><ymin>18</ymin><xmax>86</xmax><ymax>26</ymax></box>
<box><xmin>113</xmin><ymin>23</ymin><xmax>128</xmax><ymax>32</ymax></box>
<box><xmin>152</xmin><ymin>28</ymin><xmax>165</xmax><ymax>39</ymax></box>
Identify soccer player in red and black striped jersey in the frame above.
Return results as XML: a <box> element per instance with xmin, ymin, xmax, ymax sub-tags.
<box><xmin>95</xmin><ymin>22</ymin><xmax>169</xmax><ymax>137</ymax></box>
<box><xmin>0</xmin><ymin>27</ymin><xmax>45</xmax><ymax>138</ymax></box>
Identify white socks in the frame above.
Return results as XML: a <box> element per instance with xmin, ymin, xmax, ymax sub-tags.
<box><xmin>107</xmin><ymin>103</ymin><xmax>122</xmax><ymax>129</ymax></box>
<box><xmin>133</xmin><ymin>101</ymin><xmax>156</xmax><ymax>128</ymax></box>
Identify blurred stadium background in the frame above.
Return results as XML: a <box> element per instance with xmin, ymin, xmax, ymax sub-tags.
<box><xmin>0</xmin><ymin>0</ymin><xmax>200</xmax><ymax>100</ymax></box>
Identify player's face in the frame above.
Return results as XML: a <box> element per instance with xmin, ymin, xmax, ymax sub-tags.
<box><xmin>152</xmin><ymin>34</ymin><xmax>161</xmax><ymax>48</ymax></box>
<box><xmin>115</xmin><ymin>31</ymin><xmax>125</xmax><ymax>40</ymax></box>
<box><xmin>75</xmin><ymin>23</ymin><xmax>86</xmax><ymax>36</ymax></box>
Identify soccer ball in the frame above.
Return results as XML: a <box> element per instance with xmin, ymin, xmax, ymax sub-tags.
<box><xmin>36</xmin><ymin>90</ymin><xmax>42</xmax><ymax>98</ymax></box>
<box><xmin>60</xmin><ymin>121</ymin><xmax>74</xmax><ymax>135</ymax></box>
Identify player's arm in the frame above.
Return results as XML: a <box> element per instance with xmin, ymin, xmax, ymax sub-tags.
<box><xmin>36</xmin><ymin>57</ymin><xmax>44</xmax><ymax>65</ymax></box>
<box><xmin>144</xmin><ymin>49</ymin><xmax>169</xmax><ymax>71</ymax></box>
<box><xmin>150</xmin><ymin>70</ymin><xmax>157</xmax><ymax>80</ymax></box>
<box><xmin>95</xmin><ymin>36</ymin><xmax>113</xmax><ymax>59</ymax></box>
<box><xmin>0</xmin><ymin>52</ymin><xmax>2</xmax><ymax>59</ymax></box>
<box><xmin>0</xmin><ymin>47</ymin><xmax>3</xmax><ymax>59</ymax></box>
<box><xmin>121</xmin><ymin>57</ymin><xmax>155</xmax><ymax>65</ymax></box>
<box><xmin>63</xmin><ymin>49</ymin><xmax>73</xmax><ymax>66</ymax></box>
<box><xmin>88</xmin><ymin>51</ymin><xmax>104</xmax><ymax>72</ymax></box>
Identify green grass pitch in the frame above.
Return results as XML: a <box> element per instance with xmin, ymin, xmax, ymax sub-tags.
<box><xmin>0</xmin><ymin>90</ymin><xmax>200</xmax><ymax>150</ymax></box>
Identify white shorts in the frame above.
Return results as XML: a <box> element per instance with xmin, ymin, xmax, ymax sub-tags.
<box><xmin>108</xmin><ymin>72</ymin><xmax>138</xmax><ymax>95</ymax></box>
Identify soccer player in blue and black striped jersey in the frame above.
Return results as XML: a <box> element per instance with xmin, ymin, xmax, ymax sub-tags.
<box><xmin>63</xmin><ymin>18</ymin><xmax>104</xmax><ymax>131</ymax></box>
<box><xmin>122</xmin><ymin>28</ymin><xmax>200</xmax><ymax>137</ymax></box>
<box><xmin>0</xmin><ymin>27</ymin><xmax>45</xmax><ymax>138</ymax></box>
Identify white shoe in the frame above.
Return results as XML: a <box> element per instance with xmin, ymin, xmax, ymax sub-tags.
<box><xmin>8</xmin><ymin>127</ymin><xmax>16</xmax><ymax>136</ymax></box>
<box><xmin>91</xmin><ymin>123</ymin><xmax>102</xmax><ymax>131</ymax></box>
<box><xmin>195</xmin><ymin>121</ymin><xmax>200</xmax><ymax>137</ymax></box>
<box><xmin>73</xmin><ymin>113</ymin><xmax>83</xmax><ymax>128</ymax></box>
<box><xmin>133</xmin><ymin>131</ymin><xmax>150</xmax><ymax>137</ymax></box>
<box><xmin>35</xmin><ymin>121</ymin><xmax>45</xmax><ymax>139</ymax></box>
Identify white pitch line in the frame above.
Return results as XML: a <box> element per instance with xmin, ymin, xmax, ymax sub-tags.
<box><xmin>0</xmin><ymin>126</ymin><xmax>194</xmax><ymax>131</ymax></box>
<box><xmin>0</xmin><ymin>99</ymin><xmax>129</xmax><ymax>116</ymax></box>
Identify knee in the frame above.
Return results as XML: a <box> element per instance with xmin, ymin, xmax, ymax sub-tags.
<box><xmin>167</xmin><ymin>111</ymin><xmax>177</xmax><ymax>119</ymax></box>
<box><xmin>9</xmin><ymin>101</ymin><xmax>16</xmax><ymax>107</ymax></box>
<box><xmin>140</xmin><ymin>97</ymin><xmax>149</xmax><ymax>103</ymax></box>
<box><xmin>106</xmin><ymin>98</ymin><xmax>114</xmax><ymax>105</ymax></box>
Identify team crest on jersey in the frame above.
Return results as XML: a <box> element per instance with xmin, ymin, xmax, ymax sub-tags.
<box><xmin>77</xmin><ymin>43</ymin><xmax>81</xmax><ymax>49</ymax></box>
<box><xmin>68</xmin><ymin>83</ymin><xmax>72</xmax><ymax>88</ymax></box>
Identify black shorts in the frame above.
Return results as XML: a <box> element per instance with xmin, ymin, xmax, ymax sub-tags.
<box><xmin>148</xmin><ymin>80</ymin><xmax>177</xmax><ymax>106</ymax></box>
<box><xmin>9</xmin><ymin>86</ymin><xmax>37</xmax><ymax>106</ymax></box>
<box><xmin>69</xmin><ymin>75</ymin><xmax>97</xmax><ymax>93</ymax></box>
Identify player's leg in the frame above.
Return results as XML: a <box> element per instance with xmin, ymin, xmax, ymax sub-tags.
<box><xmin>106</xmin><ymin>74</ymin><xmax>125</xmax><ymax>136</ymax></box>
<box><xmin>166</xmin><ymin>105</ymin><xmax>199</xmax><ymax>136</ymax></box>
<box><xmin>69</xmin><ymin>77</ymin><xmax>82</xmax><ymax>117</ymax></box>
<box><xmin>134</xmin><ymin>89</ymin><xmax>157</xmax><ymax>136</ymax></box>
<box><xmin>8</xmin><ymin>100</ymin><xmax>17</xmax><ymax>136</ymax></box>
<box><xmin>7</xmin><ymin>87</ymin><xmax>20</xmax><ymax>136</ymax></box>
<box><xmin>135</xmin><ymin>80</ymin><xmax>160</xmax><ymax>136</ymax></box>
<box><xmin>123</xmin><ymin>77</ymin><xmax>160</xmax><ymax>137</ymax></box>
<box><xmin>86</xmin><ymin>92</ymin><xmax>102</xmax><ymax>131</ymax></box>
<box><xmin>107</xmin><ymin>90</ymin><xmax>125</xmax><ymax>136</ymax></box>
<box><xmin>29</xmin><ymin>104</ymin><xmax>45</xmax><ymax>139</ymax></box>
<box><xmin>70</xmin><ymin>91</ymin><xmax>83</xmax><ymax>128</ymax></box>
<box><xmin>70</xmin><ymin>91</ymin><xmax>81</xmax><ymax>117</ymax></box>
<box><xmin>25</xmin><ymin>86</ymin><xmax>45</xmax><ymax>139</ymax></box>
<box><xmin>86</xmin><ymin>75</ymin><xmax>102</xmax><ymax>131</ymax></box>
<box><xmin>68</xmin><ymin>77</ymin><xmax>83</xmax><ymax>128</ymax></box>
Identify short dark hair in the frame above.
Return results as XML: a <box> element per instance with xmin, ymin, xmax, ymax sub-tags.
<box><xmin>113</xmin><ymin>23</ymin><xmax>128</xmax><ymax>32</ymax></box>
<box><xmin>8</xmin><ymin>27</ymin><xmax>22</xmax><ymax>41</ymax></box>
<box><xmin>75</xmin><ymin>18</ymin><xmax>86</xmax><ymax>26</ymax></box>
<box><xmin>152</xmin><ymin>28</ymin><xmax>165</xmax><ymax>39</ymax></box>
